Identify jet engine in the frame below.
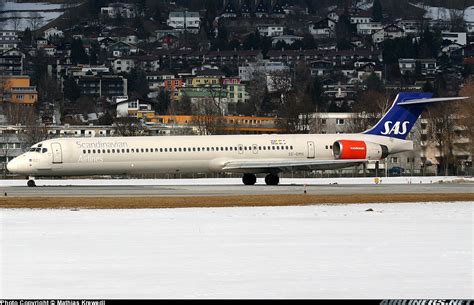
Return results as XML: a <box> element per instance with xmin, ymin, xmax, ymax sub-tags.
<box><xmin>333</xmin><ymin>140</ymin><xmax>389</xmax><ymax>160</ymax></box>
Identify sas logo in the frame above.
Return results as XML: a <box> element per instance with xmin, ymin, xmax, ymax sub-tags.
<box><xmin>381</xmin><ymin>121</ymin><xmax>410</xmax><ymax>135</ymax></box>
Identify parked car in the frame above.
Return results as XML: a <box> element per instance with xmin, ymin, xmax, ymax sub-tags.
<box><xmin>388</xmin><ymin>166</ymin><xmax>405</xmax><ymax>175</ymax></box>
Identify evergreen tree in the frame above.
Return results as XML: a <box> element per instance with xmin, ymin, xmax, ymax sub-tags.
<box><xmin>71</xmin><ymin>38</ymin><xmax>88</xmax><ymax>65</ymax></box>
<box><xmin>372</xmin><ymin>0</ymin><xmax>383</xmax><ymax>22</ymax></box>
<box><xmin>63</xmin><ymin>78</ymin><xmax>81</xmax><ymax>101</ymax></box>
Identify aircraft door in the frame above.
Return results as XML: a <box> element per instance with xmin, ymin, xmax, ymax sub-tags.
<box><xmin>252</xmin><ymin>144</ymin><xmax>258</xmax><ymax>154</ymax></box>
<box><xmin>51</xmin><ymin>142</ymin><xmax>63</xmax><ymax>164</ymax></box>
<box><xmin>307</xmin><ymin>141</ymin><xmax>315</xmax><ymax>159</ymax></box>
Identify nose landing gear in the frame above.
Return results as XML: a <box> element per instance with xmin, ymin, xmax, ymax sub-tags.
<box><xmin>27</xmin><ymin>177</ymin><xmax>36</xmax><ymax>187</ymax></box>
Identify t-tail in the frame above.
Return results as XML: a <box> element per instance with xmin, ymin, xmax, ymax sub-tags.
<box><xmin>363</xmin><ymin>92</ymin><xmax>468</xmax><ymax>140</ymax></box>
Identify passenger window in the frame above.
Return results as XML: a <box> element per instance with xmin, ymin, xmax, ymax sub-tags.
<box><xmin>145</xmin><ymin>148</ymin><xmax>149</xmax><ymax>153</ymax></box>
<box><xmin>244</xmin><ymin>147</ymin><xmax>247</xmax><ymax>151</ymax></box>
<box><xmin>179</xmin><ymin>148</ymin><xmax>182</xmax><ymax>152</ymax></box>
<box><xmin>126</xmin><ymin>149</ymin><xmax>130</xmax><ymax>153</ymax></box>
<box><xmin>88</xmin><ymin>149</ymin><xmax>91</xmax><ymax>154</ymax></box>
<box><xmin>272</xmin><ymin>146</ymin><xmax>275</xmax><ymax>150</ymax></box>
<box><xmin>112</xmin><ymin>149</ymin><xmax>115</xmax><ymax>153</ymax></box>
<box><xmin>83</xmin><ymin>150</ymin><xmax>86</xmax><ymax>154</ymax></box>
<box><xmin>285</xmin><ymin>146</ymin><xmax>288</xmax><ymax>150</ymax></box>
<box><xmin>193</xmin><ymin>147</ymin><xmax>196</xmax><ymax>152</ymax></box>
<box><xmin>225</xmin><ymin>147</ymin><xmax>228</xmax><ymax>151</ymax></box>
<box><xmin>220</xmin><ymin>147</ymin><xmax>224</xmax><ymax>151</ymax></box>
<box><xmin>174</xmin><ymin>148</ymin><xmax>177</xmax><ymax>152</ymax></box>
<box><xmin>107</xmin><ymin>149</ymin><xmax>110</xmax><ymax>153</ymax></box>
<box><xmin>290</xmin><ymin>146</ymin><xmax>293</xmax><ymax>150</ymax></box>
<box><xmin>263</xmin><ymin>146</ymin><xmax>266</xmax><ymax>150</ymax></box>
<box><xmin>276</xmin><ymin>146</ymin><xmax>280</xmax><ymax>150</ymax></box>
<box><xmin>183</xmin><ymin>148</ymin><xmax>186</xmax><ymax>152</ymax></box>
<box><xmin>160</xmin><ymin>148</ymin><xmax>163</xmax><ymax>152</ymax></box>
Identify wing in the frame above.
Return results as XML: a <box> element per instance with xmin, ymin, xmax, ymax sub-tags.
<box><xmin>221</xmin><ymin>158</ymin><xmax>366</xmax><ymax>173</ymax></box>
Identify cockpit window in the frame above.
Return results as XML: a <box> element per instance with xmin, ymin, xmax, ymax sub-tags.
<box><xmin>38</xmin><ymin>144</ymin><xmax>42</xmax><ymax>148</ymax></box>
<box><xmin>29</xmin><ymin>148</ymin><xmax>36</xmax><ymax>152</ymax></box>
<box><xmin>42</xmin><ymin>148</ymin><xmax>47</xmax><ymax>153</ymax></box>
<box><xmin>35</xmin><ymin>148</ymin><xmax>41</xmax><ymax>152</ymax></box>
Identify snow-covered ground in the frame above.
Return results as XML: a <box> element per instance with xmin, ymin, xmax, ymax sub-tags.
<box><xmin>1</xmin><ymin>202</ymin><xmax>472</xmax><ymax>298</ymax></box>
<box><xmin>0</xmin><ymin>1</ymin><xmax>67</xmax><ymax>31</ymax></box>
<box><xmin>1</xmin><ymin>176</ymin><xmax>472</xmax><ymax>187</ymax></box>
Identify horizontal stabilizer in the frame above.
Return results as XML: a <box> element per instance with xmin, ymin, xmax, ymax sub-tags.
<box><xmin>398</xmin><ymin>96</ymin><xmax>468</xmax><ymax>105</ymax></box>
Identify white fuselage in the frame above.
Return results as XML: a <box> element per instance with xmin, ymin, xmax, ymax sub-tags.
<box><xmin>7</xmin><ymin>133</ymin><xmax>412</xmax><ymax>177</ymax></box>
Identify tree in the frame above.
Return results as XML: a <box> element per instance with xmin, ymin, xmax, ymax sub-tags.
<box><xmin>191</xmin><ymin>98</ymin><xmax>225</xmax><ymax>135</ymax></box>
<box><xmin>245</xmin><ymin>70</ymin><xmax>269</xmax><ymax>115</ymax></box>
<box><xmin>372</xmin><ymin>0</ymin><xmax>383</xmax><ymax>22</ymax></box>
<box><xmin>113</xmin><ymin>117</ymin><xmax>143</xmax><ymax>136</ymax></box>
<box><xmin>156</xmin><ymin>90</ymin><xmax>171</xmax><ymax>114</ymax></box>
<box><xmin>71</xmin><ymin>38</ymin><xmax>89</xmax><ymax>65</ymax></box>
<box><xmin>127</xmin><ymin>68</ymin><xmax>149</xmax><ymax>99</ymax></box>
<box><xmin>63</xmin><ymin>77</ymin><xmax>81</xmax><ymax>101</ymax></box>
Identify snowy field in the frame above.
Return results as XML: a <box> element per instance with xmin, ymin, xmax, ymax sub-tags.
<box><xmin>0</xmin><ymin>202</ymin><xmax>472</xmax><ymax>299</ymax></box>
<box><xmin>1</xmin><ymin>176</ymin><xmax>472</xmax><ymax>187</ymax></box>
<box><xmin>0</xmin><ymin>1</ymin><xmax>67</xmax><ymax>31</ymax></box>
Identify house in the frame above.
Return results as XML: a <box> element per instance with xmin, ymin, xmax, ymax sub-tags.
<box><xmin>398</xmin><ymin>58</ymin><xmax>437</xmax><ymax>75</ymax></box>
<box><xmin>357</xmin><ymin>22</ymin><xmax>383</xmax><ymax>35</ymax></box>
<box><xmin>107</xmin><ymin>41</ymin><xmax>139</xmax><ymax>57</ymax></box>
<box><xmin>0</xmin><ymin>75</ymin><xmax>38</xmax><ymax>106</ymax></box>
<box><xmin>398</xmin><ymin>58</ymin><xmax>416</xmax><ymax>75</ymax></box>
<box><xmin>238</xmin><ymin>61</ymin><xmax>289</xmax><ymax>81</ymax></box>
<box><xmin>0</xmin><ymin>48</ymin><xmax>25</xmax><ymax>76</ymax></box>
<box><xmin>0</xmin><ymin>30</ymin><xmax>19</xmax><ymax>52</ymax></box>
<box><xmin>441</xmin><ymin>32</ymin><xmax>467</xmax><ymax>46</ymax></box>
<box><xmin>256</xmin><ymin>24</ymin><xmax>284</xmax><ymax>37</ymax></box>
<box><xmin>372</xmin><ymin>24</ymin><xmax>405</xmax><ymax>44</ymax></box>
<box><xmin>240</xmin><ymin>0</ymin><xmax>252</xmax><ymax>17</ymax></box>
<box><xmin>116</xmin><ymin>98</ymin><xmax>152</xmax><ymax>118</ymax></box>
<box><xmin>356</xmin><ymin>63</ymin><xmax>382</xmax><ymax>80</ymax></box>
<box><xmin>76</xmin><ymin>75</ymin><xmax>128</xmax><ymax>97</ymax></box>
<box><xmin>254</xmin><ymin>0</ymin><xmax>268</xmax><ymax>18</ymax></box>
<box><xmin>101</xmin><ymin>2</ymin><xmax>137</xmax><ymax>19</ymax></box>
<box><xmin>309</xmin><ymin>60</ymin><xmax>333</xmax><ymax>77</ymax></box>
<box><xmin>350</xmin><ymin>11</ymin><xmax>372</xmax><ymax>24</ymax></box>
<box><xmin>271</xmin><ymin>35</ymin><xmax>303</xmax><ymax>46</ymax></box>
<box><xmin>167</xmin><ymin>11</ymin><xmax>201</xmax><ymax>34</ymax></box>
<box><xmin>269</xmin><ymin>0</ymin><xmax>285</xmax><ymax>18</ymax></box>
<box><xmin>44</xmin><ymin>27</ymin><xmax>64</xmax><ymax>40</ymax></box>
<box><xmin>309</xmin><ymin>18</ymin><xmax>336</xmax><ymax>39</ymax></box>
<box><xmin>220</xmin><ymin>1</ymin><xmax>238</xmax><ymax>18</ymax></box>
<box><xmin>39</xmin><ymin>45</ymin><xmax>57</xmax><ymax>56</ymax></box>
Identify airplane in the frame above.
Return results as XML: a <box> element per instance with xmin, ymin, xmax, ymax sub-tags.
<box><xmin>6</xmin><ymin>92</ymin><xmax>467</xmax><ymax>187</ymax></box>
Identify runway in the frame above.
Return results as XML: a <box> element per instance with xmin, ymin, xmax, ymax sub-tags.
<box><xmin>1</xmin><ymin>183</ymin><xmax>473</xmax><ymax>197</ymax></box>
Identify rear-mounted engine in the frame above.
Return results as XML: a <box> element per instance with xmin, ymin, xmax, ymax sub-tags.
<box><xmin>333</xmin><ymin>140</ymin><xmax>388</xmax><ymax>160</ymax></box>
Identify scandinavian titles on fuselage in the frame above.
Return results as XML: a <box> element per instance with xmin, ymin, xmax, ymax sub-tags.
<box><xmin>75</xmin><ymin>141</ymin><xmax>129</xmax><ymax>149</ymax></box>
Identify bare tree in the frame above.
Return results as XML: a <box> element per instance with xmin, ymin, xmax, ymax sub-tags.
<box><xmin>191</xmin><ymin>97</ymin><xmax>225</xmax><ymax>135</ymax></box>
<box><xmin>113</xmin><ymin>117</ymin><xmax>143</xmax><ymax>136</ymax></box>
<box><xmin>28</xmin><ymin>12</ymin><xmax>42</xmax><ymax>34</ymax></box>
<box><xmin>246</xmin><ymin>70</ymin><xmax>268</xmax><ymax>115</ymax></box>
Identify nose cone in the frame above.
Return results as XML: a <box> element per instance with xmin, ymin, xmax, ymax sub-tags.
<box><xmin>7</xmin><ymin>158</ymin><xmax>19</xmax><ymax>173</ymax></box>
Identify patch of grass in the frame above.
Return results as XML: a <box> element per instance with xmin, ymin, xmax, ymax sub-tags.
<box><xmin>0</xmin><ymin>193</ymin><xmax>473</xmax><ymax>209</ymax></box>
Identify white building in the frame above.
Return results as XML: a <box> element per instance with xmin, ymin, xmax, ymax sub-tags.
<box><xmin>441</xmin><ymin>32</ymin><xmax>467</xmax><ymax>46</ymax></box>
<box><xmin>372</xmin><ymin>24</ymin><xmax>405</xmax><ymax>44</ymax></box>
<box><xmin>357</xmin><ymin>22</ymin><xmax>383</xmax><ymax>35</ymax></box>
<box><xmin>0</xmin><ymin>30</ymin><xmax>19</xmax><ymax>52</ymax></box>
<box><xmin>256</xmin><ymin>25</ymin><xmax>284</xmax><ymax>37</ymax></box>
<box><xmin>167</xmin><ymin>11</ymin><xmax>200</xmax><ymax>33</ymax></box>
<box><xmin>238</xmin><ymin>61</ymin><xmax>289</xmax><ymax>81</ymax></box>
<box><xmin>101</xmin><ymin>3</ymin><xmax>137</xmax><ymax>19</ymax></box>
<box><xmin>271</xmin><ymin>35</ymin><xmax>303</xmax><ymax>46</ymax></box>
<box><xmin>44</xmin><ymin>27</ymin><xmax>64</xmax><ymax>40</ymax></box>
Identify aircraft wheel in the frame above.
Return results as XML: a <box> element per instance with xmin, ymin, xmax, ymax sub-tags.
<box><xmin>27</xmin><ymin>180</ymin><xmax>36</xmax><ymax>187</ymax></box>
<box><xmin>265</xmin><ymin>174</ymin><xmax>279</xmax><ymax>186</ymax></box>
<box><xmin>242</xmin><ymin>173</ymin><xmax>257</xmax><ymax>185</ymax></box>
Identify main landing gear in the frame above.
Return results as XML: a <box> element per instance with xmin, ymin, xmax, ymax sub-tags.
<box><xmin>27</xmin><ymin>179</ymin><xmax>36</xmax><ymax>187</ymax></box>
<box><xmin>264</xmin><ymin>173</ymin><xmax>279</xmax><ymax>186</ymax></box>
<box><xmin>241</xmin><ymin>173</ymin><xmax>280</xmax><ymax>185</ymax></box>
<box><xmin>242</xmin><ymin>173</ymin><xmax>257</xmax><ymax>185</ymax></box>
